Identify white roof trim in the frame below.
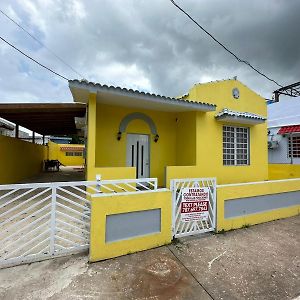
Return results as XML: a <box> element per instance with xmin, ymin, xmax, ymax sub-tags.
<box><xmin>69</xmin><ymin>80</ymin><xmax>216</xmax><ymax>112</ymax></box>
<box><xmin>215</xmin><ymin>108</ymin><xmax>266</xmax><ymax>125</ymax></box>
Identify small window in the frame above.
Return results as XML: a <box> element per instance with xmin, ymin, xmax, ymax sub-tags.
<box><xmin>223</xmin><ymin>126</ymin><xmax>249</xmax><ymax>166</ymax></box>
<box><xmin>288</xmin><ymin>135</ymin><xmax>300</xmax><ymax>158</ymax></box>
<box><xmin>65</xmin><ymin>151</ymin><xmax>82</xmax><ymax>157</ymax></box>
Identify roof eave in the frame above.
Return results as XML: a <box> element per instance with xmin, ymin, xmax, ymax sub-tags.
<box><xmin>216</xmin><ymin>115</ymin><xmax>266</xmax><ymax>125</ymax></box>
<box><xmin>69</xmin><ymin>80</ymin><xmax>216</xmax><ymax>112</ymax></box>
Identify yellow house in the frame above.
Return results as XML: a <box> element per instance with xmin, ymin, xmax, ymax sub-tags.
<box><xmin>69</xmin><ymin>78</ymin><xmax>267</xmax><ymax>187</ymax></box>
<box><xmin>47</xmin><ymin>140</ymin><xmax>85</xmax><ymax>166</ymax></box>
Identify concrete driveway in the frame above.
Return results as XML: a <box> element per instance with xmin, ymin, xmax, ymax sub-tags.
<box><xmin>0</xmin><ymin>215</ymin><xmax>299</xmax><ymax>300</ymax></box>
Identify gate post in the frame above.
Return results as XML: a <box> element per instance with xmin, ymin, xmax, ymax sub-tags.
<box><xmin>170</xmin><ymin>179</ymin><xmax>175</xmax><ymax>237</ymax></box>
<box><xmin>49</xmin><ymin>184</ymin><xmax>57</xmax><ymax>256</ymax></box>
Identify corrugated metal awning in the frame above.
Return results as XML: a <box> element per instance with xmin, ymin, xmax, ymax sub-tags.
<box><xmin>215</xmin><ymin>108</ymin><xmax>266</xmax><ymax>125</ymax></box>
<box><xmin>278</xmin><ymin>125</ymin><xmax>300</xmax><ymax>134</ymax></box>
<box><xmin>60</xmin><ymin>146</ymin><xmax>84</xmax><ymax>151</ymax></box>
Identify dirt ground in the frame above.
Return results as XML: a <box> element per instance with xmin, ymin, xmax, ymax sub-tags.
<box><xmin>0</xmin><ymin>215</ymin><xmax>299</xmax><ymax>300</ymax></box>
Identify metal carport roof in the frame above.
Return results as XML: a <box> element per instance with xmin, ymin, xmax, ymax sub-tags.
<box><xmin>0</xmin><ymin>103</ymin><xmax>86</xmax><ymax>135</ymax></box>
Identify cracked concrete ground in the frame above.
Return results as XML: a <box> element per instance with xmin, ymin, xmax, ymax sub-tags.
<box><xmin>0</xmin><ymin>215</ymin><xmax>299</xmax><ymax>300</ymax></box>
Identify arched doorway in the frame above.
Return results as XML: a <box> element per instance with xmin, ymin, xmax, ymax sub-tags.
<box><xmin>119</xmin><ymin>112</ymin><xmax>158</xmax><ymax>179</ymax></box>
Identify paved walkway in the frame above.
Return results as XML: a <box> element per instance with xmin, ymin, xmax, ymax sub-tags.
<box><xmin>18</xmin><ymin>166</ymin><xmax>85</xmax><ymax>183</ymax></box>
<box><xmin>0</xmin><ymin>216</ymin><xmax>299</xmax><ymax>300</ymax></box>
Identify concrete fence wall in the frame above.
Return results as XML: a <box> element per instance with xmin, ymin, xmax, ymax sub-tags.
<box><xmin>89</xmin><ymin>189</ymin><xmax>172</xmax><ymax>262</ymax></box>
<box><xmin>0</xmin><ymin>135</ymin><xmax>47</xmax><ymax>184</ymax></box>
<box><xmin>217</xmin><ymin>178</ymin><xmax>300</xmax><ymax>231</ymax></box>
<box><xmin>48</xmin><ymin>141</ymin><xmax>85</xmax><ymax>166</ymax></box>
<box><xmin>269</xmin><ymin>164</ymin><xmax>300</xmax><ymax>180</ymax></box>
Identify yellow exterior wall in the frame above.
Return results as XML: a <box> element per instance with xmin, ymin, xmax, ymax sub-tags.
<box><xmin>175</xmin><ymin>79</ymin><xmax>268</xmax><ymax>184</ymax></box>
<box><xmin>89</xmin><ymin>166</ymin><xmax>136</xmax><ymax>181</ymax></box>
<box><xmin>0</xmin><ymin>135</ymin><xmax>47</xmax><ymax>184</ymax></box>
<box><xmin>175</xmin><ymin>111</ymin><xmax>196</xmax><ymax>166</ymax></box>
<box><xmin>269</xmin><ymin>164</ymin><xmax>300</xmax><ymax>180</ymax></box>
<box><xmin>48</xmin><ymin>141</ymin><xmax>84</xmax><ymax>166</ymax></box>
<box><xmin>89</xmin><ymin>190</ymin><xmax>172</xmax><ymax>262</ymax></box>
<box><xmin>95</xmin><ymin>103</ymin><xmax>178</xmax><ymax>186</ymax></box>
<box><xmin>217</xmin><ymin>179</ymin><xmax>300</xmax><ymax>231</ymax></box>
<box><xmin>86</xmin><ymin>79</ymin><xmax>268</xmax><ymax>186</ymax></box>
<box><xmin>86</xmin><ymin>93</ymin><xmax>96</xmax><ymax>180</ymax></box>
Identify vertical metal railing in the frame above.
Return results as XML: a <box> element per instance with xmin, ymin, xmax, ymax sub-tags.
<box><xmin>170</xmin><ymin>178</ymin><xmax>217</xmax><ymax>238</ymax></box>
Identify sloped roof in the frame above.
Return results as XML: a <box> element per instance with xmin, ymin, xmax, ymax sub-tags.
<box><xmin>69</xmin><ymin>79</ymin><xmax>216</xmax><ymax>112</ymax></box>
<box><xmin>278</xmin><ymin>125</ymin><xmax>300</xmax><ymax>134</ymax></box>
<box><xmin>215</xmin><ymin>108</ymin><xmax>266</xmax><ymax>125</ymax></box>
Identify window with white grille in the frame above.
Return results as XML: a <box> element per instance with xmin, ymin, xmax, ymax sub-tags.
<box><xmin>288</xmin><ymin>135</ymin><xmax>300</xmax><ymax>158</ymax></box>
<box><xmin>223</xmin><ymin>126</ymin><xmax>249</xmax><ymax>166</ymax></box>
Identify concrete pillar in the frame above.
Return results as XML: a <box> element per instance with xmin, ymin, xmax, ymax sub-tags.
<box><xmin>86</xmin><ymin>93</ymin><xmax>97</xmax><ymax>180</ymax></box>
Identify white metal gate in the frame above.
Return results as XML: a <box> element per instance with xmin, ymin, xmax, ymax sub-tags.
<box><xmin>0</xmin><ymin>181</ymin><xmax>98</xmax><ymax>269</ymax></box>
<box><xmin>171</xmin><ymin>178</ymin><xmax>217</xmax><ymax>238</ymax></box>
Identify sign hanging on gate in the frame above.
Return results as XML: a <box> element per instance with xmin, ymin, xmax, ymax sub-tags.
<box><xmin>180</xmin><ymin>186</ymin><xmax>210</xmax><ymax>222</ymax></box>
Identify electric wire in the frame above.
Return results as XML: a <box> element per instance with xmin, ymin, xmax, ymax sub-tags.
<box><xmin>0</xmin><ymin>35</ymin><xmax>69</xmax><ymax>81</ymax></box>
<box><xmin>169</xmin><ymin>0</ymin><xmax>284</xmax><ymax>88</ymax></box>
<box><xmin>0</xmin><ymin>8</ymin><xmax>85</xmax><ymax>79</ymax></box>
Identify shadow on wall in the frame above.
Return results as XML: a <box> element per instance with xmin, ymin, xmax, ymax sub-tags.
<box><xmin>0</xmin><ymin>135</ymin><xmax>47</xmax><ymax>184</ymax></box>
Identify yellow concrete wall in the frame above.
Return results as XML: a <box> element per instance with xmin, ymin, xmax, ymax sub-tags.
<box><xmin>89</xmin><ymin>166</ymin><xmax>136</xmax><ymax>181</ymax></box>
<box><xmin>86</xmin><ymin>79</ymin><xmax>268</xmax><ymax>186</ymax></box>
<box><xmin>174</xmin><ymin>79</ymin><xmax>268</xmax><ymax>184</ymax></box>
<box><xmin>48</xmin><ymin>141</ymin><xmax>84</xmax><ymax>166</ymax></box>
<box><xmin>0</xmin><ymin>135</ymin><xmax>47</xmax><ymax>184</ymax></box>
<box><xmin>175</xmin><ymin>111</ymin><xmax>196</xmax><ymax>166</ymax></box>
<box><xmin>89</xmin><ymin>190</ymin><xmax>172</xmax><ymax>262</ymax></box>
<box><xmin>95</xmin><ymin>103</ymin><xmax>178</xmax><ymax>186</ymax></box>
<box><xmin>217</xmin><ymin>179</ymin><xmax>300</xmax><ymax>231</ymax></box>
<box><xmin>86</xmin><ymin>93</ymin><xmax>96</xmax><ymax>180</ymax></box>
<box><xmin>269</xmin><ymin>164</ymin><xmax>300</xmax><ymax>180</ymax></box>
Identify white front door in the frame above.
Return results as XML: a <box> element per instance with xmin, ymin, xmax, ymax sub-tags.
<box><xmin>126</xmin><ymin>134</ymin><xmax>150</xmax><ymax>178</ymax></box>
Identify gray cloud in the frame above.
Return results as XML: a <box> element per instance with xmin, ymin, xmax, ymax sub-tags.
<box><xmin>0</xmin><ymin>0</ymin><xmax>299</xmax><ymax>103</ymax></box>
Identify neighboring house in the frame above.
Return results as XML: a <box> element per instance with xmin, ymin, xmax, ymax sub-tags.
<box><xmin>0</xmin><ymin>118</ymin><xmax>31</xmax><ymax>139</ymax></box>
<box><xmin>0</xmin><ymin>118</ymin><xmax>14</xmax><ymax>136</ymax></box>
<box><xmin>47</xmin><ymin>141</ymin><xmax>85</xmax><ymax>166</ymax></box>
<box><xmin>268</xmin><ymin>99</ymin><xmax>300</xmax><ymax>165</ymax></box>
<box><xmin>69</xmin><ymin>78</ymin><xmax>267</xmax><ymax>186</ymax></box>
<box><xmin>49</xmin><ymin>136</ymin><xmax>72</xmax><ymax>144</ymax></box>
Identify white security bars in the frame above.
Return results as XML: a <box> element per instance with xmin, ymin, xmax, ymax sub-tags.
<box><xmin>0</xmin><ymin>181</ymin><xmax>99</xmax><ymax>269</ymax></box>
<box><xmin>0</xmin><ymin>178</ymin><xmax>159</xmax><ymax>269</ymax></box>
<box><xmin>171</xmin><ymin>178</ymin><xmax>217</xmax><ymax>238</ymax></box>
<box><xmin>93</xmin><ymin>176</ymin><xmax>158</xmax><ymax>196</ymax></box>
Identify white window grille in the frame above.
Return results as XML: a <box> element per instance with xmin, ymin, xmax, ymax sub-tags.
<box><xmin>223</xmin><ymin>126</ymin><xmax>249</xmax><ymax>166</ymax></box>
<box><xmin>288</xmin><ymin>135</ymin><xmax>300</xmax><ymax>158</ymax></box>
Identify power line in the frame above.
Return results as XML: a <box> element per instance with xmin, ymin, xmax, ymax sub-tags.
<box><xmin>169</xmin><ymin>0</ymin><xmax>284</xmax><ymax>88</ymax></box>
<box><xmin>0</xmin><ymin>35</ymin><xmax>69</xmax><ymax>81</ymax></box>
<box><xmin>0</xmin><ymin>8</ymin><xmax>85</xmax><ymax>79</ymax></box>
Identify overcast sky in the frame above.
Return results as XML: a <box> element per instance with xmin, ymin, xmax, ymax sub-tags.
<box><xmin>0</xmin><ymin>0</ymin><xmax>300</xmax><ymax>107</ymax></box>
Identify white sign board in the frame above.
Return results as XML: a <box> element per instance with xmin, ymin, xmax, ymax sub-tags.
<box><xmin>180</xmin><ymin>187</ymin><xmax>210</xmax><ymax>222</ymax></box>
